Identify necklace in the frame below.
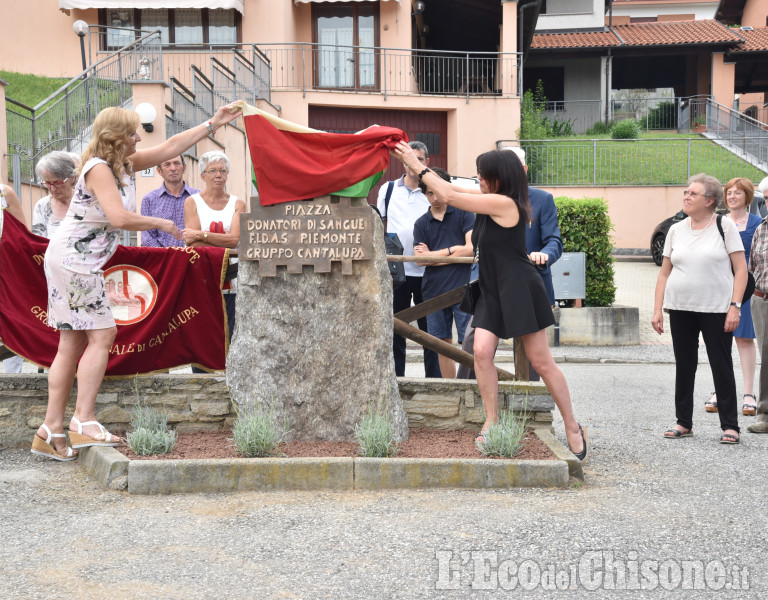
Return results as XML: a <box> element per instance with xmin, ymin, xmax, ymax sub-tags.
<box><xmin>729</xmin><ymin>212</ymin><xmax>748</xmax><ymax>226</ymax></box>
<box><xmin>689</xmin><ymin>212</ymin><xmax>715</xmax><ymax>236</ymax></box>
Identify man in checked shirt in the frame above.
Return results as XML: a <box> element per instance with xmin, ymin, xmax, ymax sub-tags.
<box><xmin>140</xmin><ymin>155</ymin><xmax>199</xmax><ymax>247</ymax></box>
<box><xmin>748</xmin><ymin>215</ymin><xmax>768</xmax><ymax>433</ymax></box>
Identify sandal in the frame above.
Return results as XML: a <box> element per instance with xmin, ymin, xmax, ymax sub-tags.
<box><xmin>69</xmin><ymin>417</ymin><xmax>122</xmax><ymax>449</ymax></box>
<box><xmin>720</xmin><ymin>433</ymin><xmax>740</xmax><ymax>444</ymax></box>
<box><xmin>705</xmin><ymin>392</ymin><xmax>718</xmax><ymax>413</ymax></box>
<box><xmin>30</xmin><ymin>424</ymin><xmax>78</xmax><ymax>462</ymax></box>
<box><xmin>663</xmin><ymin>427</ymin><xmax>693</xmax><ymax>438</ymax></box>
<box><xmin>569</xmin><ymin>424</ymin><xmax>588</xmax><ymax>463</ymax></box>
<box><xmin>743</xmin><ymin>394</ymin><xmax>757</xmax><ymax>416</ymax></box>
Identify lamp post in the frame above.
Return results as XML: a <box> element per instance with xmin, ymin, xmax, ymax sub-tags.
<box><xmin>73</xmin><ymin>20</ymin><xmax>88</xmax><ymax>73</ymax></box>
<box><xmin>73</xmin><ymin>20</ymin><xmax>90</xmax><ymax>127</ymax></box>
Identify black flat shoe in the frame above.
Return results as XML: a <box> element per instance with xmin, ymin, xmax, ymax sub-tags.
<box><xmin>571</xmin><ymin>425</ymin><xmax>588</xmax><ymax>463</ymax></box>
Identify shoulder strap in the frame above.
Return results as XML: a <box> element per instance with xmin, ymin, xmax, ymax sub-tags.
<box><xmin>383</xmin><ymin>181</ymin><xmax>395</xmax><ymax>218</ymax></box>
<box><xmin>716</xmin><ymin>214</ymin><xmax>725</xmax><ymax>242</ymax></box>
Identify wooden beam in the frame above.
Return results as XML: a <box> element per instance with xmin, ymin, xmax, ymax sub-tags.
<box><xmin>393</xmin><ymin>317</ymin><xmax>516</xmax><ymax>381</ymax></box>
<box><xmin>514</xmin><ymin>338</ymin><xmax>529</xmax><ymax>381</ymax></box>
<box><xmin>394</xmin><ymin>286</ymin><xmax>465</xmax><ymax>324</ymax></box>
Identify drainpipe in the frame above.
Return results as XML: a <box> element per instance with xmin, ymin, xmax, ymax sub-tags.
<box><xmin>518</xmin><ymin>0</ymin><xmax>536</xmax><ymax>97</ymax></box>
<box><xmin>605</xmin><ymin>49</ymin><xmax>611</xmax><ymax>127</ymax></box>
<box><xmin>605</xmin><ymin>2</ymin><xmax>616</xmax><ymax>127</ymax></box>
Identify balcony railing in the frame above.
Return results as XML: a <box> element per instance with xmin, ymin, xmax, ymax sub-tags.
<box><xmin>257</xmin><ymin>43</ymin><xmax>523</xmax><ymax>100</ymax></box>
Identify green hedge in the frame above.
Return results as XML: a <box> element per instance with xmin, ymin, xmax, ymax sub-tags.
<box><xmin>554</xmin><ymin>197</ymin><xmax>616</xmax><ymax>307</ymax></box>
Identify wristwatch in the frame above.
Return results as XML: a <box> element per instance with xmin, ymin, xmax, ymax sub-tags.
<box><xmin>203</xmin><ymin>232</ymin><xmax>208</xmax><ymax>242</ymax></box>
<box><xmin>730</xmin><ymin>301</ymin><xmax>742</xmax><ymax>309</ymax></box>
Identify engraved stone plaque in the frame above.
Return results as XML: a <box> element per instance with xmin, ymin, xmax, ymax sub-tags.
<box><xmin>240</xmin><ymin>196</ymin><xmax>374</xmax><ymax>276</ymax></box>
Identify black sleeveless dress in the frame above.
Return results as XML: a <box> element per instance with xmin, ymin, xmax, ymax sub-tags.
<box><xmin>471</xmin><ymin>213</ymin><xmax>554</xmax><ymax>339</ymax></box>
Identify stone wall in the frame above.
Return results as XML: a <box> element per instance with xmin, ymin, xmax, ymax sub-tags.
<box><xmin>0</xmin><ymin>374</ymin><xmax>554</xmax><ymax>448</ymax></box>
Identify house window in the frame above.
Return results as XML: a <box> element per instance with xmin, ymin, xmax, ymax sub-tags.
<box><xmin>100</xmin><ymin>8</ymin><xmax>239</xmax><ymax>48</ymax></box>
<box><xmin>312</xmin><ymin>4</ymin><xmax>379</xmax><ymax>89</ymax></box>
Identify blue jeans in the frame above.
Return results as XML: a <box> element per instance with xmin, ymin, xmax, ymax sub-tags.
<box><xmin>427</xmin><ymin>303</ymin><xmax>472</xmax><ymax>344</ymax></box>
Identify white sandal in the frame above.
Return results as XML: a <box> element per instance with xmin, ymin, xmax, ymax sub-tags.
<box><xmin>69</xmin><ymin>417</ymin><xmax>122</xmax><ymax>448</ymax></box>
<box><xmin>30</xmin><ymin>424</ymin><xmax>78</xmax><ymax>461</ymax></box>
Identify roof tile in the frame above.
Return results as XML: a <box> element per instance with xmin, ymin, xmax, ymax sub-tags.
<box><xmin>532</xmin><ymin>19</ymin><xmax>744</xmax><ymax>50</ymax></box>
<box><xmin>729</xmin><ymin>27</ymin><xmax>768</xmax><ymax>53</ymax></box>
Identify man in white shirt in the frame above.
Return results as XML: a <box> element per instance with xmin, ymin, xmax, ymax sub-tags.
<box><xmin>377</xmin><ymin>140</ymin><xmax>440</xmax><ymax>378</ymax></box>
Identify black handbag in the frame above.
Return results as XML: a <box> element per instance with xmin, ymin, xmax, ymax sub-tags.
<box><xmin>385</xmin><ymin>233</ymin><xmax>406</xmax><ymax>289</ymax></box>
<box><xmin>459</xmin><ymin>278</ymin><xmax>480</xmax><ymax>314</ymax></box>
<box><xmin>716</xmin><ymin>215</ymin><xmax>755</xmax><ymax>303</ymax></box>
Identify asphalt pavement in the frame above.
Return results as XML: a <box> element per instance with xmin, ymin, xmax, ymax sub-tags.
<box><xmin>2</xmin><ymin>260</ymin><xmax>767</xmax><ymax>599</ymax></box>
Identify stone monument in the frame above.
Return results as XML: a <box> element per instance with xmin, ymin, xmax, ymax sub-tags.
<box><xmin>227</xmin><ymin>195</ymin><xmax>409</xmax><ymax>442</ymax></box>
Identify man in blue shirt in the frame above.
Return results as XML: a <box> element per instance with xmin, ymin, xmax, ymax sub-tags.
<box><xmin>413</xmin><ymin>168</ymin><xmax>475</xmax><ymax>378</ymax></box>
<box><xmin>457</xmin><ymin>147</ymin><xmax>563</xmax><ymax>380</ymax></box>
<box><xmin>140</xmin><ymin>155</ymin><xmax>199</xmax><ymax>247</ymax></box>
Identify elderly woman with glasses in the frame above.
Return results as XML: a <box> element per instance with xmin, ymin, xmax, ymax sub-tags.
<box><xmin>183</xmin><ymin>150</ymin><xmax>245</xmax><ymax>358</ymax></box>
<box><xmin>32</xmin><ymin>151</ymin><xmax>81</xmax><ymax>239</ymax></box>
<box><xmin>652</xmin><ymin>173</ymin><xmax>746</xmax><ymax>444</ymax></box>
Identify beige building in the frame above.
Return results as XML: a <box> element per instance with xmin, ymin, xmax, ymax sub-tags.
<box><xmin>1</xmin><ymin>0</ymin><xmax>535</xmax><ymax>230</ymax></box>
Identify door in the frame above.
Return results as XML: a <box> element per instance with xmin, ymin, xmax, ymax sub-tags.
<box><xmin>308</xmin><ymin>106</ymin><xmax>448</xmax><ymax>203</ymax></box>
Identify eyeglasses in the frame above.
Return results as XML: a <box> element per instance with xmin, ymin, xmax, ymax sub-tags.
<box><xmin>205</xmin><ymin>169</ymin><xmax>228</xmax><ymax>175</ymax></box>
<box><xmin>682</xmin><ymin>190</ymin><xmax>707</xmax><ymax>199</ymax></box>
<box><xmin>43</xmin><ymin>177</ymin><xmax>70</xmax><ymax>188</ymax></box>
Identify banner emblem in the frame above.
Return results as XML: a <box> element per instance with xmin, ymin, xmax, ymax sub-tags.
<box><xmin>104</xmin><ymin>265</ymin><xmax>158</xmax><ymax>325</ymax></box>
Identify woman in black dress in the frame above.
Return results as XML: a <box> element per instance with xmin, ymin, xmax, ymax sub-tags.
<box><xmin>392</xmin><ymin>143</ymin><xmax>586</xmax><ymax>460</ymax></box>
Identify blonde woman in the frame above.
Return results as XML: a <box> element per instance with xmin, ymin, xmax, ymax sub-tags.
<box><xmin>32</xmin><ymin>103</ymin><xmax>241</xmax><ymax>461</ymax></box>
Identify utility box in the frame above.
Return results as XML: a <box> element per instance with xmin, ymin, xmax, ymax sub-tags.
<box><xmin>552</xmin><ymin>252</ymin><xmax>586</xmax><ymax>300</ymax></box>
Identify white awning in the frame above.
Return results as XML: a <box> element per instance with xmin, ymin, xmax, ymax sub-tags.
<box><xmin>59</xmin><ymin>0</ymin><xmax>244</xmax><ymax>14</ymax></box>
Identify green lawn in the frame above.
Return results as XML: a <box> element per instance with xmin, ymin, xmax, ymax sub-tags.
<box><xmin>1</xmin><ymin>70</ymin><xmax>71</xmax><ymax>110</ymax></box>
<box><xmin>523</xmin><ymin>133</ymin><xmax>767</xmax><ymax>186</ymax></box>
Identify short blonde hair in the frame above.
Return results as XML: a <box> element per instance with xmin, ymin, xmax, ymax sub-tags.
<box><xmin>81</xmin><ymin>107</ymin><xmax>140</xmax><ymax>183</ymax></box>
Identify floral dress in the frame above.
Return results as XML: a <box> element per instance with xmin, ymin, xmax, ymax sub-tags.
<box><xmin>44</xmin><ymin>157</ymin><xmax>135</xmax><ymax>330</ymax></box>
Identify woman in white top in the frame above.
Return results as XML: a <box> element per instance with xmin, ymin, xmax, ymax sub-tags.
<box><xmin>183</xmin><ymin>151</ymin><xmax>245</xmax><ymax>362</ymax></box>
<box><xmin>652</xmin><ymin>173</ymin><xmax>746</xmax><ymax>444</ymax></box>
<box><xmin>31</xmin><ymin>151</ymin><xmax>80</xmax><ymax>239</ymax></box>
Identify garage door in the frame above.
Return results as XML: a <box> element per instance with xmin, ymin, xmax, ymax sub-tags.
<box><xmin>308</xmin><ymin>106</ymin><xmax>447</xmax><ymax>204</ymax></box>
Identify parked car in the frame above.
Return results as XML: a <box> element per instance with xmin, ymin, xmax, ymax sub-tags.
<box><xmin>650</xmin><ymin>210</ymin><xmax>688</xmax><ymax>266</ymax></box>
<box><xmin>650</xmin><ymin>190</ymin><xmax>765</xmax><ymax>266</ymax></box>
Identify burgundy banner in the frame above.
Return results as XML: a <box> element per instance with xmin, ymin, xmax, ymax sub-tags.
<box><xmin>0</xmin><ymin>212</ymin><xmax>228</xmax><ymax>375</ymax></box>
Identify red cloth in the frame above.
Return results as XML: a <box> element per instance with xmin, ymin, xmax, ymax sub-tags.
<box><xmin>243</xmin><ymin>114</ymin><xmax>408</xmax><ymax>205</ymax></box>
<box><xmin>0</xmin><ymin>212</ymin><xmax>228</xmax><ymax>375</ymax></box>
